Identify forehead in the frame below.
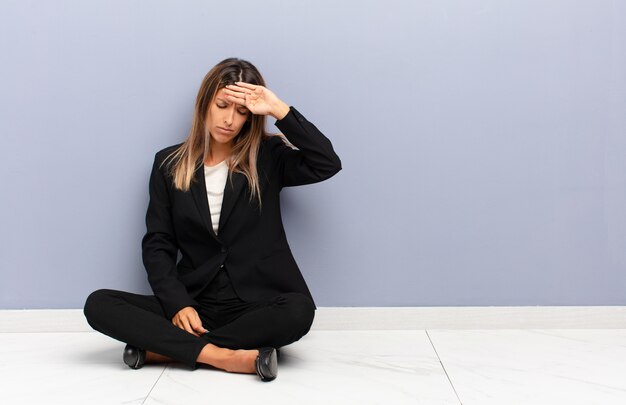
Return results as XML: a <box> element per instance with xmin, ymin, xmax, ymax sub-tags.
<box><xmin>214</xmin><ymin>87</ymin><xmax>229</xmax><ymax>99</ymax></box>
<box><xmin>214</xmin><ymin>92</ymin><xmax>233</xmax><ymax>104</ymax></box>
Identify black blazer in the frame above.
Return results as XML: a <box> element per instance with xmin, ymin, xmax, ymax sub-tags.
<box><xmin>142</xmin><ymin>106</ymin><xmax>342</xmax><ymax>320</ymax></box>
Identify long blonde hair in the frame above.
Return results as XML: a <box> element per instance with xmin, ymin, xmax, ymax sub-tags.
<box><xmin>160</xmin><ymin>58</ymin><xmax>269</xmax><ymax>207</ymax></box>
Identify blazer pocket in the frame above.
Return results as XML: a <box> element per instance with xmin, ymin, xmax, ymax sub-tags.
<box><xmin>257</xmin><ymin>249</ymin><xmax>297</xmax><ymax>274</ymax></box>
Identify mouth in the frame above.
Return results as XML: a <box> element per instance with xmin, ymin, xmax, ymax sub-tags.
<box><xmin>216</xmin><ymin>126</ymin><xmax>234</xmax><ymax>133</ymax></box>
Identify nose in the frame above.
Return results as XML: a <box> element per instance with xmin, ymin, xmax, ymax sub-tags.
<box><xmin>223</xmin><ymin>106</ymin><xmax>235</xmax><ymax>127</ymax></box>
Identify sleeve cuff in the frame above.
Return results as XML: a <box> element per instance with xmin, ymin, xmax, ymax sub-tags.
<box><xmin>275</xmin><ymin>106</ymin><xmax>297</xmax><ymax>125</ymax></box>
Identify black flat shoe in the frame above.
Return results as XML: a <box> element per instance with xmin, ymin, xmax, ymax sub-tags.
<box><xmin>255</xmin><ymin>347</ymin><xmax>278</xmax><ymax>382</ymax></box>
<box><xmin>123</xmin><ymin>344</ymin><xmax>146</xmax><ymax>369</ymax></box>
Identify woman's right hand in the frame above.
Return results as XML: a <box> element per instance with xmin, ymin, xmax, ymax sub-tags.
<box><xmin>172</xmin><ymin>306</ymin><xmax>208</xmax><ymax>336</ymax></box>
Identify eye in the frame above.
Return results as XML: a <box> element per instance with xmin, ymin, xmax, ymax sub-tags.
<box><xmin>216</xmin><ymin>103</ymin><xmax>227</xmax><ymax>109</ymax></box>
<box><xmin>237</xmin><ymin>109</ymin><xmax>248</xmax><ymax>116</ymax></box>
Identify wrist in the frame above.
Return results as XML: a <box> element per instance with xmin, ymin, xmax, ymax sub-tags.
<box><xmin>270</xmin><ymin>100</ymin><xmax>290</xmax><ymax>121</ymax></box>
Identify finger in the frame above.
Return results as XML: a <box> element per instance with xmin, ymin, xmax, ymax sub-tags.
<box><xmin>222</xmin><ymin>88</ymin><xmax>246</xmax><ymax>100</ymax></box>
<box><xmin>224</xmin><ymin>94</ymin><xmax>247</xmax><ymax>108</ymax></box>
<box><xmin>222</xmin><ymin>89</ymin><xmax>250</xmax><ymax>107</ymax></box>
<box><xmin>192</xmin><ymin>315</ymin><xmax>208</xmax><ymax>333</ymax></box>
<box><xmin>177</xmin><ymin>322</ymin><xmax>197</xmax><ymax>335</ymax></box>
<box><xmin>189</xmin><ymin>312</ymin><xmax>205</xmax><ymax>332</ymax></box>
<box><xmin>222</xmin><ymin>86</ymin><xmax>245</xmax><ymax>94</ymax></box>
<box><xmin>181</xmin><ymin>318</ymin><xmax>197</xmax><ymax>335</ymax></box>
<box><xmin>224</xmin><ymin>84</ymin><xmax>252</xmax><ymax>95</ymax></box>
<box><xmin>191</xmin><ymin>320</ymin><xmax>208</xmax><ymax>334</ymax></box>
<box><xmin>186</xmin><ymin>316</ymin><xmax>203</xmax><ymax>336</ymax></box>
<box><xmin>234</xmin><ymin>81</ymin><xmax>258</xmax><ymax>90</ymax></box>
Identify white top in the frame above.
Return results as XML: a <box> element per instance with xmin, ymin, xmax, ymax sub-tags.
<box><xmin>203</xmin><ymin>160</ymin><xmax>229</xmax><ymax>235</ymax></box>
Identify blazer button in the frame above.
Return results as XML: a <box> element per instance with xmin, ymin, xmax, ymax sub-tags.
<box><xmin>220</xmin><ymin>264</ymin><xmax>224</xmax><ymax>269</ymax></box>
<box><xmin>221</xmin><ymin>247</ymin><xmax>227</xmax><ymax>253</ymax></box>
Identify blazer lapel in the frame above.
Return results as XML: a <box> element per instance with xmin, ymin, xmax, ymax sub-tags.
<box><xmin>190</xmin><ymin>163</ymin><xmax>219</xmax><ymax>241</ymax></box>
<box><xmin>219</xmin><ymin>170</ymin><xmax>246</xmax><ymax>231</ymax></box>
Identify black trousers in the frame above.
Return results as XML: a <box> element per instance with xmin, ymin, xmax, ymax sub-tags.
<box><xmin>83</xmin><ymin>268</ymin><xmax>315</xmax><ymax>369</ymax></box>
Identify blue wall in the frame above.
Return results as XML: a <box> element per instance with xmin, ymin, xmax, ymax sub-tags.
<box><xmin>1</xmin><ymin>0</ymin><xmax>625</xmax><ymax>308</ymax></box>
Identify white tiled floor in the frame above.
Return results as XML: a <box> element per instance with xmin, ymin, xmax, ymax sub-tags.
<box><xmin>1</xmin><ymin>329</ymin><xmax>626</xmax><ymax>404</ymax></box>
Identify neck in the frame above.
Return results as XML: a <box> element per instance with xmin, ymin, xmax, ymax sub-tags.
<box><xmin>205</xmin><ymin>139</ymin><xmax>232</xmax><ymax>166</ymax></box>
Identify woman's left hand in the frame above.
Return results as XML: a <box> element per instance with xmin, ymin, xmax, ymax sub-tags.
<box><xmin>223</xmin><ymin>82</ymin><xmax>290</xmax><ymax>120</ymax></box>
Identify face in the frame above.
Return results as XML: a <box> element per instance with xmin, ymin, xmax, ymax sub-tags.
<box><xmin>205</xmin><ymin>88</ymin><xmax>250</xmax><ymax>147</ymax></box>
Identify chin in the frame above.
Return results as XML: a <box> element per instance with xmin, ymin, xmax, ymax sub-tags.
<box><xmin>212</xmin><ymin>132</ymin><xmax>236</xmax><ymax>144</ymax></box>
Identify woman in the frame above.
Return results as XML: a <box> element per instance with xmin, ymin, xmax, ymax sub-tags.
<box><xmin>83</xmin><ymin>57</ymin><xmax>341</xmax><ymax>382</ymax></box>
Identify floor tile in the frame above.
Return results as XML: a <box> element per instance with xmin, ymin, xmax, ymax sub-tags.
<box><xmin>0</xmin><ymin>332</ymin><xmax>165</xmax><ymax>405</ymax></box>
<box><xmin>428</xmin><ymin>329</ymin><xmax>626</xmax><ymax>405</ymax></box>
<box><xmin>6</xmin><ymin>329</ymin><xmax>624</xmax><ymax>404</ymax></box>
<box><xmin>145</xmin><ymin>330</ymin><xmax>459</xmax><ymax>405</ymax></box>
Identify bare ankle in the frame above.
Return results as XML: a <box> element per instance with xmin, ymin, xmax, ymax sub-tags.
<box><xmin>145</xmin><ymin>350</ymin><xmax>174</xmax><ymax>363</ymax></box>
<box><xmin>196</xmin><ymin>344</ymin><xmax>257</xmax><ymax>374</ymax></box>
